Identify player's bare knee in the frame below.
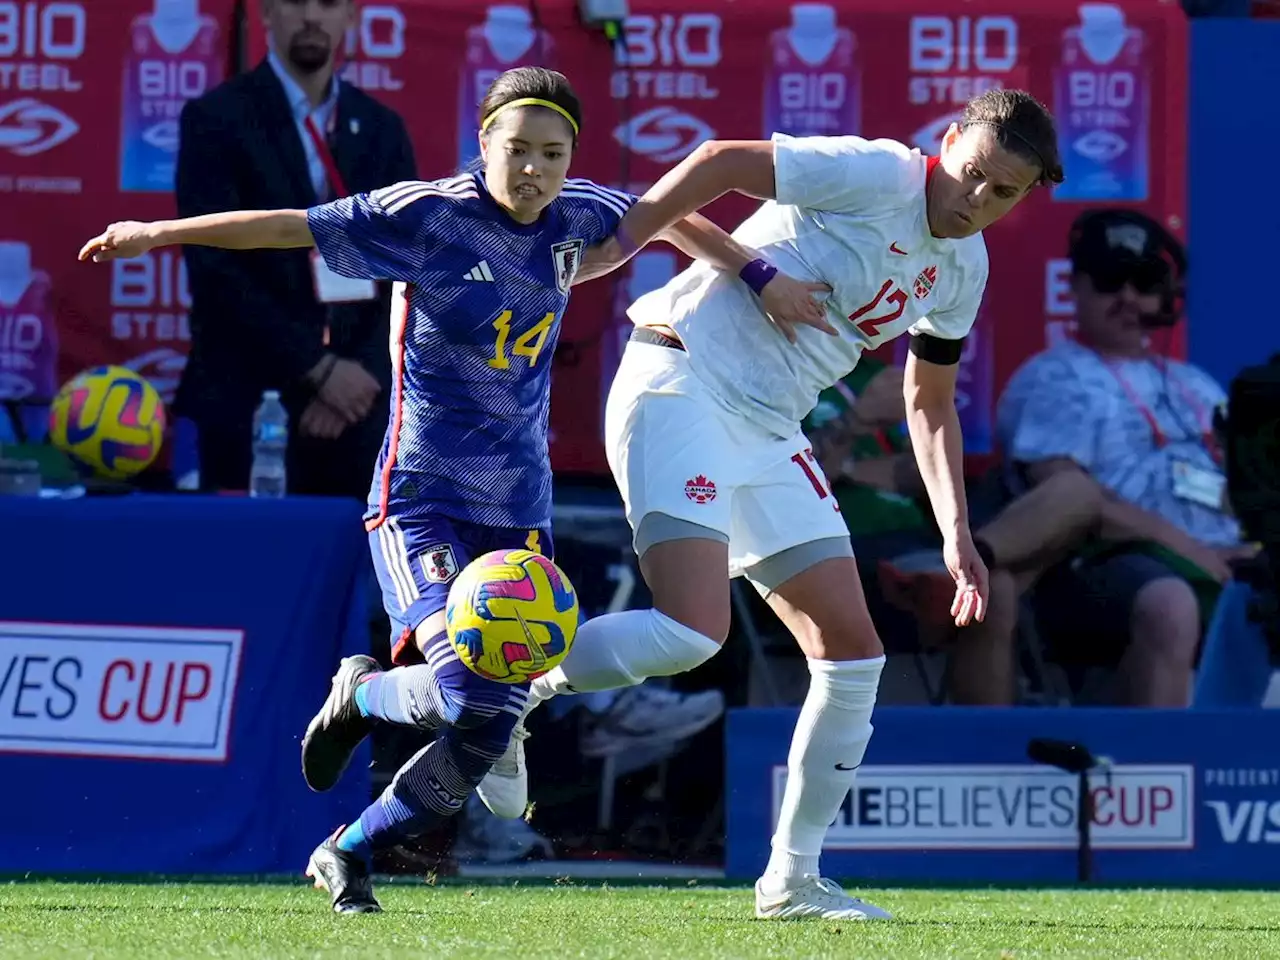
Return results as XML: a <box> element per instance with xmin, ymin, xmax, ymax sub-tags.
<box><xmin>1131</xmin><ymin>577</ymin><xmax>1200</xmax><ymax>663</ymax></box>
<box><xmin>637</xmin><ymin>515</ymin><xmax>732</xmax><ymax>643</ymax></box>
<box><xmin>647</xmin><ymin>581</ymin><xmax>731</xmax><ymax>643</ymax></box>
<box><xmin>752</xmin><ymin>544</ymin><xmax>883</xmax><ymax>661</ymax></box>
<box><xmin>799</xmin><ymin>614</ymin><xmax>884</xmax><ymax>662</ymax></box>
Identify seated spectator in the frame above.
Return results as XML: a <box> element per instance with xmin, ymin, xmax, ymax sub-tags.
<box><xmin>997</xmin><ymin>209</ymin><xmax>1254</xmax><ymax>707</ymax></box>
<box><xmin>809</xmin><ymin>358</ymin><xmax>1102</xmax><ymax>705</ymax></box>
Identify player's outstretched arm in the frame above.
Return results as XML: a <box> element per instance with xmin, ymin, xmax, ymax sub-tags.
<box><xmin>903</xmin><ymin>346</ymin><xmax>988</xmax><ymax>627</ymax></box>
<box><xmin>78</xmin><ymin>210</ymin><xmax>314</xmax><ymax>263</ymax></box>
<box><xmin>615</xmin><ymin>140</ymin><xmax>776</xmax><ymax>257</ymax></box>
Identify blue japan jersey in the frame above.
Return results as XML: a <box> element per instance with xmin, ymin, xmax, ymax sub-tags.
<box><xmin>307</xmin><ymin>174</ymin><xmax>634</xmax><ymax>529</ymax></box>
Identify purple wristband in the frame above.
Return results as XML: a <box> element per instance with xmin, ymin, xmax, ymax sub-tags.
<box><xmin>739</xmin><ymin>258</ymin><xmax>778</xmax><ymax>296</ymax></box>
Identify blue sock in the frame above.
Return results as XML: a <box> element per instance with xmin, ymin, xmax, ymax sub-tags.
<box><xmin>353</xmin><ymin>676</ymin><xmax>383</xmax><ymax>719</ymax></box>
<box><xmin>334</xmin><ymin>716</ymin><xmax>517</xmax><ymax>865</ymax></box>
<box><xmin>335</xmin><ymin>819</ymin><xmax>372</xmax><ymax>862</ymax></box>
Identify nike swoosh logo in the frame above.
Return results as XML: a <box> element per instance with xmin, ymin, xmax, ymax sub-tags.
<box><xmin>835</xmin><ymin>762</ymin><xmax>861</xmax><ymax>771</ymax></box>
<box><xmin>514</xmin><ymin>609</ymin><xmax>547</xmax><ymax>670</ymax></box>
<box><xmin>889</xmin><ymin>242</ymin><xmax>908</xmax><ymax>255</ymax></box>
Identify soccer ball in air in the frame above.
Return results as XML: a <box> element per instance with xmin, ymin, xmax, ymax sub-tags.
<box><xmin>48</xmin><ymin>365</ymin><xmax>166</xmax><ymax>479</ymax></box>
<box><xmin>446</xmin><ymin>549</ymin><xmax>580</xmax><ymax>684</ymax></box>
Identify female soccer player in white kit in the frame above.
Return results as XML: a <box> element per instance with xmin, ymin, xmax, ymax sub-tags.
<box><xmin>485</xmin><ymin>89</ymin><xmax>1063</xmax><ymax>919</ymax></box>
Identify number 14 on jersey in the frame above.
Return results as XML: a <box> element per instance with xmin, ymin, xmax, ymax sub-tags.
<box><xmin>488</xmin><ymin>310</ymin><xmax>554</xmax><ymax>370</ymax></box>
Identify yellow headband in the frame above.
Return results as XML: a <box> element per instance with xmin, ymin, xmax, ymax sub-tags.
<box><xmin>480</xmin><ymin>97</ymin><xmax>579</xmax><ymax>136</ymax></box>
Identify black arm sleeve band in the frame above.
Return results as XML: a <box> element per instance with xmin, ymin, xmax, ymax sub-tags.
<box><xmin>908</xmin><ymin>333</ymin><xmax>965</xmax><ymax>366</ymax></box>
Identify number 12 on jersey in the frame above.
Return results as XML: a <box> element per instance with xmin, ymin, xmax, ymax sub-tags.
<box><xmin>849</xmin><ymin>279</ymin><xmax>907</xmax><ymax>340</ymax></box>
<box><xmin>488</xmin><ymin>310</ymin><xmax>554</xmax><ymax>370</ymax></box>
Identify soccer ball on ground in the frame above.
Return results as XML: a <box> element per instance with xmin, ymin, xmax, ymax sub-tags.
<box><xmin>48</xmin><ymin>365</ymin><xmax>166</xmax><ymax>480</ymax></box>
<box><xmin>446</xmin><ymin>549</ymin><xmax>579</xmax><ymax>684</ymax></box>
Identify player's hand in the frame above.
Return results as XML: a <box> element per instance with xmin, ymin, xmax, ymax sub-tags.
<box><xmin>573</xmin><ymin>237</ymin><xmax>628</xmax><ymax>285</ymax></box>
<box><xmin>78</xmin><ymin>222</ymin><xmax>161</xmax><ymax>262</ymax></box>
<box><xmin>943</xmin><ymin>531</ymin><xmax>989</xmax><ymax>626</ymax></box>
<box><xmin>312</xmin><ymin>356</ymin><xmax>381</xmax><ymax>424</ymax></box>
<box><xmin>761</xmin><ymin>273</ymin><xmax>836</xmax><ymax>344</ymax></box>
<box><xmin>299</xmin><ymin>398</ymin><xmax>348</xmax><ymax>440</ymax></box>
<box><xmin>1183</xmin><ymin>543</ymin><xmax>1237</xmax><ymax>584</ymax></box>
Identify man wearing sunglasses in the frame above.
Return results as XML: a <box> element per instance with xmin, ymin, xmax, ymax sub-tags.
<box><xmin>995</xmin><ymin>209</ymin><xmax>1251</xmax><ymax>707</ymax></box>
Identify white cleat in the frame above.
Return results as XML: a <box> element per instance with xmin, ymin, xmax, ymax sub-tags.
<box><xmin>754</xmin><ymin>876</ymin><xmax>892</xmax><ymax>921</ymax></box>
<box><xmin>476</xmin><ymin>723</ymin><xmax>529</xmax><ymax>819</ymax></box>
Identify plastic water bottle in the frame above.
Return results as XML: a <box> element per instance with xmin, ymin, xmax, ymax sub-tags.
<box><xmin>249</xmin><ymin>390</ymin><xmax>288</xmax><ymax>498</ymax></box>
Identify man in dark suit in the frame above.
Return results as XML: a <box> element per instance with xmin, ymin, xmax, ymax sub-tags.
<box><xmin>174</xmin><ymin>0</ymin><xmax>417</xmax><ymax>498</ymax></box>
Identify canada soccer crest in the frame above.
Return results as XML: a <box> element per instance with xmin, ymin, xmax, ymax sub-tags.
<box><xmin>421</xmin><ymin>544</ymin><xmax>459</xmax><ymax>584</ymax></box>
<box><xmin>913</xmin><ymin>265</ymin><xmax>938</xmax><ymax>300</ymax></box>
<box><xmin>551</xmin><ymin>239</ymin><xmax>585</xmax><ymax>294</ymax></box>
<box><xmin>685</xmin><ymin>475</ymin><xmax>716</xmax><ymax>504</ymax></box>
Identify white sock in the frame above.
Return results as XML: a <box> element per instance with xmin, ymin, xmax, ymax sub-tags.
<box><xmin>530</xmin><ymin>609</ymin><xmax>721</xmax><ymax>703</ymax></box>
<box><xmin>760</xmin><ymin>656</ymin><xmax>885</xmax><ymax>894</ymax></box>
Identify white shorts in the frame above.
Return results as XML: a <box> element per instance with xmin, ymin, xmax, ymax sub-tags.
<box><xmin>604</xmin><ymin>339</ymin><xmax>852</xmax><ymax>587</ymax></box>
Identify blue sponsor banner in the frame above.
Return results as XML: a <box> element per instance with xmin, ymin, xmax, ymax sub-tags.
<box><xmin>726</xmin><ymin>707</ymin><xmax>1280</xmax><ymax>884</ymax></box>
<box><xmin>0</xmin><ymin>495</ymin><xmax>372</xmax><ymax>875</ymax></box>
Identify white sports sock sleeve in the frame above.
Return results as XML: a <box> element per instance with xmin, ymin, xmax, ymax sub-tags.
<box><xmin>764</xmin><ymin>655</ymin><xmax>885</xmax><ymax>885</ymax></box>
<box><xmin>531</xmin><ymin>608</ymin><xmax>722</xmax><ymax>699</ymax></box>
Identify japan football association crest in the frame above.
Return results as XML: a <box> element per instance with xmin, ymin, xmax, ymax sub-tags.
<box><xmin>421</xmin><ymin>544</ymin><xmax>459</xmax><ymax>584</ymax></box>
<box><xmin>551</xmin><ymin>239</ymin><xmax>585</xmax><ymax>294</ymax></box>
<box><xmin>914</xmin><ymin>265</ymin><xmax>938</xmax><ymax>300</ymax></box>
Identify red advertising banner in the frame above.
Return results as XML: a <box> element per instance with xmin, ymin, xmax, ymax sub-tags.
<box><xmin>247</xmin><ymin>0</ymin><xmax>1189</xmax><ymax>475</ymax></box>
<box><xmin>6</xmin><ymin>0</ymin><xmax>1187</xmax><ymax>478</ymax></box>
<box><xmin>1</xmin><ymin>0</ymin><xmax>235</xmax><ymax>445</ymax></box>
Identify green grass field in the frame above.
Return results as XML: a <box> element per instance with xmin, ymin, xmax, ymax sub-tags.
<box><xmin>3</xmin><ymin>880</ymin><xmax>1280</xmax><ymax>959</ymax></box>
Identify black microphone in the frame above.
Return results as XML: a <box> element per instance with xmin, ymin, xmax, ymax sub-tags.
<box><xmin>1027</xmin><ymin>737</ymin><xmax>1094</xmax><ymax>773</ymax></box>
<box><xmin>1027</xmin><ymin>737</ymin><xmax>1099</xmax><ymax>883</ymax></box>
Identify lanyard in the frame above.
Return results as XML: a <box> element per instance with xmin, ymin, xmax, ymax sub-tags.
<box><xmin>1106</xmin><ymin>358</ymin><xmax>1222</xmax><ymax>465</ymax></box>
<box><xmin>302</xmin><ymin>112</ymin><xmax>349</xmax><ymax>348</ymax></box>
<box><xmin>303</xmin><ymin>113</ymin><xmax>349</xmax><ymax>199</ymax></box>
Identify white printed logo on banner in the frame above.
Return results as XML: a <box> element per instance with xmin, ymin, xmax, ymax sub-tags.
<box><xmin>0</xmin><ymin>98</ymin><xmax>78</xmax><ymax>156</ymax></box>
<box><xmin>340</xmin><ymin>4</ymin><xmax>405</xmax><ymax>92</ymax></box>
<box><xmin>773</xmin><ymin>763</ymin><xmax>1194</xmax><ymax>850</ymax></box>
<box><xmin>905</xmin><ymin>14</ymin><xmax>1021</xmax><ymax>155</ymax></box>
<box><xmin>1207</xmin><ymin>800</ymin><xmax>1280</xmax><ymax>845</ymax></box>
<box><xmin>120</xmin><ymin>346</ymin><xmax>187</xmax><ymax>405</ymax></box>
<box><xmin>0</xmin><ymin>0</ymin><xmax>87</xmax><ymax>93</ymax></box>
<box><xmin>0</xmin><ymin>621</ymin><xmax>244</xmax><ymax>762</ymax></box>
<box><xmin>0</xmin><ymin>1</ymin><xmax>86</xmax><ymax>192</ymax></box>
<box><xmin>613</xmin><ymin>106</ymin><xmax>714</xmax><ymax>164</ymax></box>
<box><xmin>612</xmin><ymin>13</ymin><xmax>721</xmax><ymax>172</ymax></box>
<box><xmin>110</xmin><ymin>251</ymin><xmax>191</xmax><ymax>347</ymax></box>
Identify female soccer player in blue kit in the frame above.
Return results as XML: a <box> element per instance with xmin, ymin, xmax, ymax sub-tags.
<box><xmin>80</xmin><ymin>67</ymin><xmax>830</xmax><ymax>913</ymax></box>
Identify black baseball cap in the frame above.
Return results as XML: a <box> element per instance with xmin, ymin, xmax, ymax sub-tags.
<box><xmin>1068</xmin><ymin>210</ymin><xmax>1177</xmax><ymax>294</ymax></box>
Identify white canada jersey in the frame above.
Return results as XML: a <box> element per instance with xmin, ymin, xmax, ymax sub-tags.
<box><xmin>628</xmin><ymin>134</ymin><xmax>989</xmax><ymax>438</ymax></box>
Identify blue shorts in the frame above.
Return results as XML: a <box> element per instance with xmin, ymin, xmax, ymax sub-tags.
<box><xmin>369</xmin><ymin>514</ymin><xmax>553</xmax><ymax>666</ymax></box>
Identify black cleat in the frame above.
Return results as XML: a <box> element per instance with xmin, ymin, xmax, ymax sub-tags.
<box><xmin>306</xmin><ymin>830</ymin><xmax>382</xmax><ymax>914</ymax></box>
<box><xmin>302</xmin><ymin>655</ymin><xmax>379</xmax><ymax>792</ymax></box>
